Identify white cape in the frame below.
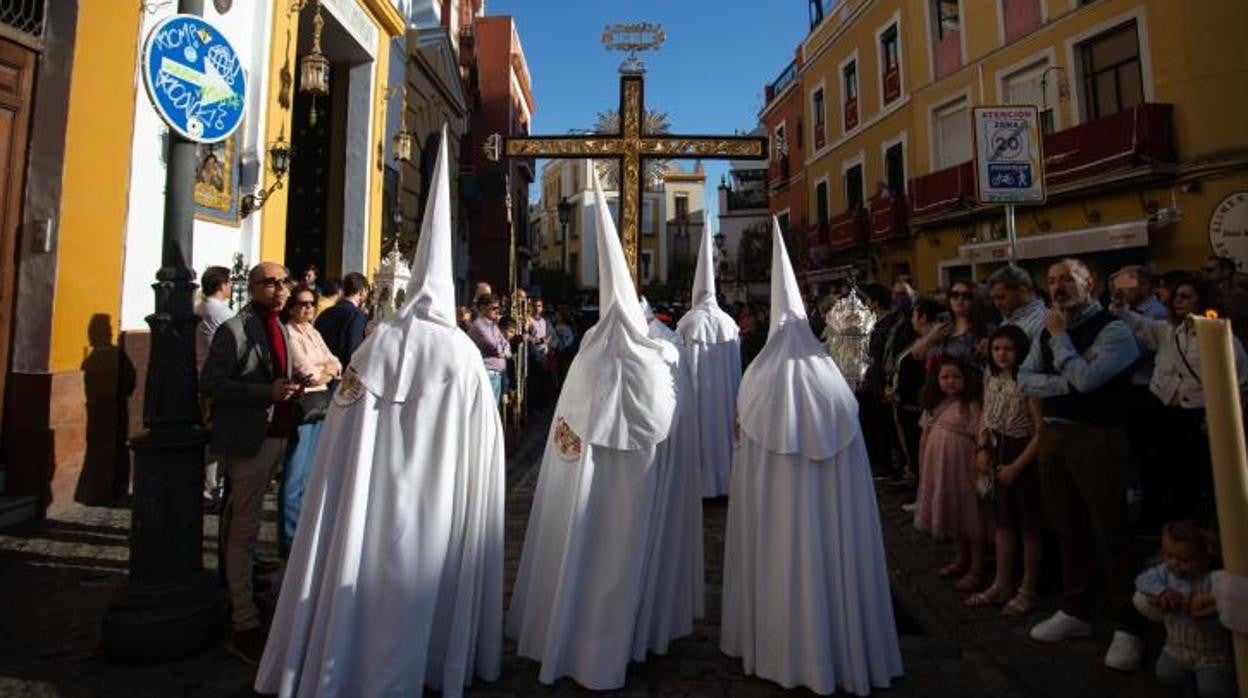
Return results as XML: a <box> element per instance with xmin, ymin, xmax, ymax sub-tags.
<box><xmin>255</xmin><ymin>329</ymin><xmax>505</xmax><ymax>697</ymax></box>
<box><xmin>721</xmin><ymin>217</ymin><xmax>902</xmax><ymax>695</ymax></box>
<box><xmin>632</xmin><ymin>314</ymin><xmax>705</xmax><ymax>660</ymax></box>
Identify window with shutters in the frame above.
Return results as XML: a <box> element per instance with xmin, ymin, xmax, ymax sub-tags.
<box><xmin>933</xmin><ymin>97</ymin><xmax>971</xmax><ymax>169</ymax></box>
<box><xmin>1078</xmin><ymin>21</ymin><xmax>1144</xmax><ymax>121</ymax></box>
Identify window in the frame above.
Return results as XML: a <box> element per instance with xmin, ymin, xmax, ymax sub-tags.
<box><xmin>674</xmin><ymin>193</ymin><xmax>689</xmax><ymax>223</ymax></box>
<box><xmin>774</xmin><ymin>123</ymin><xmax>788</xmax><ymax>159</ymax></box>
<box><xmin>812</xmin><ymin>88</ymin><xmax>826</xmax><ymax>149</ymax></box>
<box><xmin>845</xmin><ymin>164</ymin><xmax>864</xmax><ymax>211</ymax></box>
<box><xmin>641</xmin><ymin>251</ymin><xmax>654</xmax><ymax>283</ymax></box>
<box><xmin>885</xmin><ymin>142</ymin><xmax>905</xmax><ymax>195</ymax></box>
<box><xmin>1079</xmin><ymin>21</ymin><xmax>1143</xmax><ymax>120</ymax></box>
<box><xmin>642</xmin><ymin>199</ymin><xmax>657</xmax><ymax>235</ymax></box>
<box><xmin>881</xmin><ymin>25</ymin><xmax>901</xmax><ymax>104</ymax></box>
<box><xmin>933</xmin><ymin>97</ymin><xmax>971</xmax><ymax>169</ymax></box>
<box><xmin>815</xmin><ymin>180</ymin><xmax>829</xmax><ymax>225</ymax></box>
<box><xmin>936</xmin><ymin>0</ymin><xmax>960</xmax><ymax>39</ymax></box>
<box><xmin>1004</xmin><ymin>60</ymin><xmax>1057</xmax><ymax>134</ymax></box>
<box><xmin>843</xmin><ymin>60</ymin><xmax>859</xmax><ymax>131</ymax></box>
<box><xmin>1002</xmin><ymin>0</ymin><xmax>1042</xmax><ymax>43</ymax></box>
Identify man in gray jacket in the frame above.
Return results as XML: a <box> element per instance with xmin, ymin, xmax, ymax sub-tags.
<box><xmin>200</xmin><ymin>261</ymin><xmax>301</xmax><ymax>663</ymax></box>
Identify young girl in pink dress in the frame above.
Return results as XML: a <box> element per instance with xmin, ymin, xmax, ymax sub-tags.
<box><xmin>915</xmin><ymin>355</ymin><xmax>991</xmax><ymax>592</ymax></box>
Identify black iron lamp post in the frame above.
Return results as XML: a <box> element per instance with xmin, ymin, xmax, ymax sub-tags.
<box><xmin>103</xmin><ymin>0</ymin><xmax>225</xmax><ymax>662</ymax></box>
<box><xmin>557</xmin><ymin>196</ymin><xmax>572</xmax><ymax>275</ymax></box>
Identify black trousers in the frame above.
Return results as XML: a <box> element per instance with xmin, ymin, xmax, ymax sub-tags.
<box><xmin>1138</xmin><ymin>395</ymin><xmax>1213</xmax><ymax>529</ymax></box>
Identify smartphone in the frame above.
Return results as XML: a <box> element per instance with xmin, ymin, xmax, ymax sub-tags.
<box><xmin>936</xmin><ymin>310</ymin><xmax>952</xmax><ymax>325</ymax></box>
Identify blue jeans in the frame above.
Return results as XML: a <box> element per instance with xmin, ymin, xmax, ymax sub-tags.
<box><xmin>487</xmin><ymin>370</ymin><xmax>504</xmax><ymax>405</ymax></box>
<box><xmin>1155</xmin><ymin>651</ymin><xmax>1235</xmax><ymax>698</ymax></box>
<box><xmin>279</xmin><ymin>419</ymin><xmax>324</xmax><ymax>554</ymax></box>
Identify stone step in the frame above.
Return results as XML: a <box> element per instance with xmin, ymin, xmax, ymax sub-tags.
<box><xmin>0</xmin><ymin>495</ymin><xmax>37</xmax><ymax>530</ymax></box>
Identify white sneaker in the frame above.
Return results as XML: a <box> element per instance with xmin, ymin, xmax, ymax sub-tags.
<box><xmin>1029</xmin><ymin>610</ymin><xmax>1093</xmax><ymax>643</ymax></box>
<box><xmin>1103</xmin><ymin>631</ymin><xmax>1143</xmax><ymax>671</ymax></box>
<box><xmin>900</xmin><ymin>502</ymin><xmax>918</xmax><ymax>513</ymax></box>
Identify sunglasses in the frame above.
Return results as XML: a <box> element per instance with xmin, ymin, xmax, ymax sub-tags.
<box><xmin>948</xmin><ymin>291</ymin><xmax>973</xmax><ymax>300</ymax></box>
<box><xmin>258</xmin><ymin>276</ymin><xmax>293</xmax><ymax>289</ymax></box>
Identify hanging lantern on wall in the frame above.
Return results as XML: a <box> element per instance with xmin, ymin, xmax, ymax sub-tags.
<box><xmin>392</xmin><ymin>87</ymin><xmax>414</xmax><ymax>163</ymax></box>
<box><xmin>299</xmin><ymin>0</ymin><xmax>330</xmax><ymax>126</ymax></box>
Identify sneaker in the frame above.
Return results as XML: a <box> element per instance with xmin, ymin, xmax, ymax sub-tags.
<box><xmin>1029</xmin><ymin>610</ymin><xmax>1092</xmax><ymax>643</ymax></box>
<box><xmin>1103</xmin><ymin>631</ymin><xmax>1143</xmax><ymax>671</ymax></box>
<box><xmin>900</xmin><ymin>502</ymin><xmax>918</xmax><ymax>513</ymax></box>
<box><xmin>226</xmin><ymin>626</ymin><xmax>267</xmax><ymax>665</ymax></box>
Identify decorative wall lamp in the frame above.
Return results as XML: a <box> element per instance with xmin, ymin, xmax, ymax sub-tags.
<box><xmin>382</xmin><ymin>85</ymin><xmax>414</xmax><ymax>163</ymax></box>
<box><xmin>240</xmin><ymin>131</ymin><xmax>293</xmax><ymax>218</ymax></box>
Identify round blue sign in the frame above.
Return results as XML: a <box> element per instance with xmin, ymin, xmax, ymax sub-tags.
<box><xmin>141</xmin><ymin>14</ymin><xmax>247</xmax><ymax>144</ymax></box>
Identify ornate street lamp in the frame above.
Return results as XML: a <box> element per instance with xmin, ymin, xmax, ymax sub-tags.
<box><xmin>240</xmin><ymin>131</ymin><xmax>293</xmax><ymax>218</ymax></box>
<box><xmin>297</xmin><ymin>0</ymin><xmax>330</xmax><ymax>126</ymax></box>
<box><xmin>382</xmin><ymin>85</ymin><xmax>414</xmax><ymax>164</ymax></box>
<box><xmin>557</xmin><ymin>196</ymin><xmax>573</xmax><ymax>274</ymax></box>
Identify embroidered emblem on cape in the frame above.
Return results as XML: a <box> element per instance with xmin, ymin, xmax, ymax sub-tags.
<box><xmin>334</xmin><ymin>366</ymin><xmax>366</xmax><ymax>406</ymax></box>
<box><xmin>554</xmin><ymin>416</ymin><xmax>583</xmax><ymax>461</ymax></box>
<box><xmin>733</xmin><ymin>411</ymin><xmax>742</xmax><ymax>449</ymax></box>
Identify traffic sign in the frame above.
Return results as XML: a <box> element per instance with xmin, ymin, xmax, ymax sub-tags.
<box><xmin>141</xmin><ymin>14</ymin><xmax>247</xmax><ymax>144</ymax></box>
<box><xmin>973</xmin><ymin>105</ymin><xmax>1045</xmax><ymax>205</ymax></box>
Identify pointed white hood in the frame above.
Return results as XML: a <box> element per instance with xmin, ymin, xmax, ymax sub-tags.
<box><xmin>736</xmin><ymin>216</ymin><xmax>859</xmax><ymax>460</ymax></box>
<box><xmin>555</xmin><ymin>164</ymin><xmax>677</xmax><ymax>451</ymax></box>
<box><xmin>676</xmin><ymin>215</ymin><xmax>739</xmax><ymax>344</ymax></box>
<box><xmin>350</xmin><ymin>125</ymin><xmax>474</xmax><ymax>402</ymax></box>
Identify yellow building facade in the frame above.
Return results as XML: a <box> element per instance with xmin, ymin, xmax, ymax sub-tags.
<box><xmin>2</xmin><ymin>0</ymin><xmax>408</xmax><ymax>516</ymax></box>
<box><xmin>788</xmin><ymin>0</ymin><xmax>1248</xmax><ymax>293</ymax></box>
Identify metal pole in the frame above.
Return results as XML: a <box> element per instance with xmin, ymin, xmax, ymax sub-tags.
<box><xmin>561</xmin><ymin>221</ymin><xmax>568</xmax><ymax>276</ymax></box>
<box><xmin>105</xmin><ymin>0</ymin><xmax>224</xmax><ymax>663</ymax></box>
<box><xmin>1005</xmin><ymin>204</ymin><xmax>1018</xmax><ymax>265</ymax></box>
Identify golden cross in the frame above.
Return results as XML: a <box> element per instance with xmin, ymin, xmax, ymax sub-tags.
<box><xmin>504</xmin><ymin>75</ymin><xmax>767</xmax><ymax>283</ymax></box>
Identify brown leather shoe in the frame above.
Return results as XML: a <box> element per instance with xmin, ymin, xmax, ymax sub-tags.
<box><xmin>226</xmin><ymin>626</ymin><xmax>267</xmax><ymax>665</ymax></box>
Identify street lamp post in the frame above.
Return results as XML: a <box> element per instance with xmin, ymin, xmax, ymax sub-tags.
<box><xmin>557</xmin><ymin>196</ymin><xmax>573</xmax><ymax>277</ymax></box>
<box><xmin>103</xmin><ymin>0</ymin><xmax>225</xmax><ymax>662</ymax></box>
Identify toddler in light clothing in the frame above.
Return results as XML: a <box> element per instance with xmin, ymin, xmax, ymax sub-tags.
<box><xmin>1134</xmin><ymin>520</ymin><xmax>1234</xmax><ymax>698</ymax></box>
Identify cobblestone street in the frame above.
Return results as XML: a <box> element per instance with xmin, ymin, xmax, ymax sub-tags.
<box><xmin>0</xmin><ymin>420</ymin><xmax>1139</xmax><ymax>697</ymax></box>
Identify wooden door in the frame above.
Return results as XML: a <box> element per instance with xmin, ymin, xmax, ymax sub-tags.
<box><xmin>0</xmin><ymin>38</ymin><xmax>37</xmax><ymax>432</ymax></box>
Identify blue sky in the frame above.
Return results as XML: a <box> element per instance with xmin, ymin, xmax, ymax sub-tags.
<box><xmin>487</xmin><ymin>0</ymin><xmax>810</xmax><ymax>229</ymax></box>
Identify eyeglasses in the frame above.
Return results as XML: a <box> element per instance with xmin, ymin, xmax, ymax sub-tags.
<box><xmin>292</xmin><ymin>299</ymin><xmax>317</xmax><ymax>308</ymax></box>
<box><xmin>258</xmin><ymin>276</ymin><xmax>293</xmax><ymax>289</ymax></box>
<box><xmin>949</xmin><ymin>291</ymin><xmax>973</xmax><ymax>300</ymax></box>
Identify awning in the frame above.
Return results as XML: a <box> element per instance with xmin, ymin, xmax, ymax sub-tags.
<box><xmin>958</xmin><ymin>219</ymin><xmax>1150</xmax><ymax>265</ymax></box>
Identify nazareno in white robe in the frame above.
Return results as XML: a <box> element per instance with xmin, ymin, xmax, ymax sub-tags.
<box><xmin>631</xmin><ymin>306</ymin><xmax>705</xmax><ymax>659</ymax></box>
<box><xmin>506</xmin><ymin>166</ymin><xmax>678</xmax><ymax>691</ymax></box>
<box><xmin>255</xmin><ymin>127</ymin><xmax>506</xmax><ymax>698</ymax></box>
<box><xmin>720</xmin><ymin>218</ymin><xmax>903</xmax><ymax>696</ymax></box>
<box><xmin>676</xmin><ymin>225</ymin><xmax>741</xmax><ymax>498</ymax></box>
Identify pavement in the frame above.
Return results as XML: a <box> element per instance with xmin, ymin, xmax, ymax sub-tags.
<box><xmin>0</xmin><ymin>415</ymin><xmax>1190</xmax><ymax>697</ymax></box>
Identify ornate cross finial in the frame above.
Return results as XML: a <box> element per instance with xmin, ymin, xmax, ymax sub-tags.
<box><xmin>601</xmin><ymin>22</ymin><xmax>666</xmax><ymax>75</ymax></box>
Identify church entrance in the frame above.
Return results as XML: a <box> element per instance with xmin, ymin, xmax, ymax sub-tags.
<box><xmin>284</xmin><ymin>2</ymin><xmax>377</xmax><ymax>281</ymax></box>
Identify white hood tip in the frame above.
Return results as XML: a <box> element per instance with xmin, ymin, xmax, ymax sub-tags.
<box><xmin>349</xmin><ymin>124</ymin><xmax>466</xmax><ymax>402</ymax></box>
<box><xmin>554</xmin><ymin>163</ymin><xmax>677</xmax><ymax>451</ymax></box>
<box><xmin>676</xmin><ymin>215</ymin><xmax>739</xmax><ymax>346</ymax></box>
<box><xmin>736</xmin><ymin>216</ymin><xmax>861</xmax><ymax>461</ymax></box>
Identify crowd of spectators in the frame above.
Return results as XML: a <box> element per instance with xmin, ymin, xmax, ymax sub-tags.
<box><xmin>854</xmin><ymin>256</ymin><xmax>1248</xmax><ymax>696</ymax></box>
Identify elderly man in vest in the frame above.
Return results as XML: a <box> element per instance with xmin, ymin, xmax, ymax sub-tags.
<box><xmin>1019</xmin><ymin>258</ymin><xmax>1144</xmax><ymax>671</ymax></box>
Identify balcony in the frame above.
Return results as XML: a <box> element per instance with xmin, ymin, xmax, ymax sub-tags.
<box><xmin>908</xmin><ymin>160</ymin><xmax>975</xmax><ymax>219</ymax></box>
<box><xmin>844</xmin><ymin>98</ymin><xmax>859</xmax><ymax>132</ymax></box>
<box><xmin>765</xmin><ymin>59</ymin><xmax>799</xmax><ymax>105</ymax></box>
<box><xmin>807</xmin><ymin>221</ymin><xmax>831</xmax><ymax>268</ymax></box>
<box><xmin>1043</xmin><ymin>103</ymin><xmax>1175</xmax><ymax>188</ymax></box>
<box><xmin>828</xmin><ymin>208</ymin><xmax>869</xmax><ymax>252</ymax></box>
<box><xmin>869</xmin><ymin>193</ymin><xmax>908</xmax><ymax>242</ymax></box>
<box><xmin>883</xmin><ymin>67</ymin><xmax>901</xmax><ymax>104</ymax></box>
<box><xmin>770</xmin><ymin>155</ymin><xmax>790</xmax><ymax>184</ymax></box>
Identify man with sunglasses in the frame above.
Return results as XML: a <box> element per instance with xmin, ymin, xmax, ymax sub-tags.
<box><xmin>201</xmin><ymin>261</ymin><xmax>302</xmax><ymax>663</ymax></box>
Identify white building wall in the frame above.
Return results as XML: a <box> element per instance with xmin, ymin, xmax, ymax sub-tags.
<box><xmin>119</xmin><ymin>2</ymin><xmax>272</xmax><ymax>331</ymax></box>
